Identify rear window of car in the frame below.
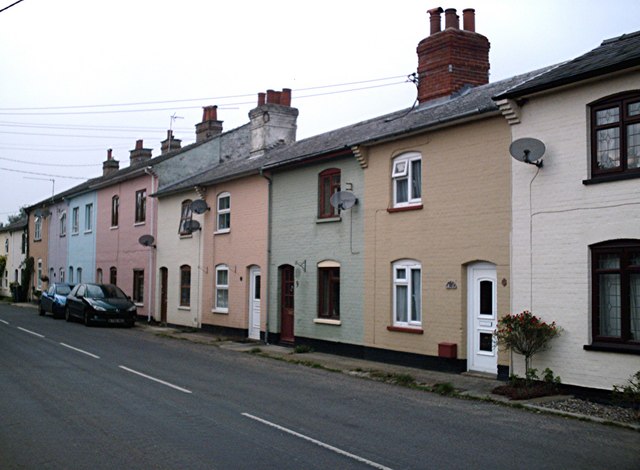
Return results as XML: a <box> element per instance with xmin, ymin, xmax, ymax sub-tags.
<box><xmin>55</xmin><ymin>285</ymin><xmax>71</xmax><ymax>295</ymax></box>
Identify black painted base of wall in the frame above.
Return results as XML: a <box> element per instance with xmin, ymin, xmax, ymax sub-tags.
<box><xmin>293</xmin><ymin>336</ymin><xmax>468</xmax><ymax>374</ymax></box>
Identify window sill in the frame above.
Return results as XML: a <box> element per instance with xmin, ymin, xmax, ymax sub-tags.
<box><xmin>583</xmin><ymin>342</ymin><xmax>640</xmax><ymax>355</ymax></box>
<box><xmin>316</xmin><ymin>216</ymin><xmax>341</xmax><ymax>224</ymax></box>
<box><xmin>212</xmin><ymin>308</ymin><xmax>228</xmax><ymax>314</ymax></box>
<box><xmin>387</xmin><ymin>325</ymin><xmax>424</xmax><ymax>334</ymax></box>
<box><xmin>178</xmin><ymin>306</ymin><xmax>191</xmax><ymax>311</ymax></box>
<box><xmin>134</xmin><ymin>222</ymin><xmax>146</xmax><ymax>227</ymax></box>
<box><xmin>583</xmin><ymin>172</ymin><xmax>640</xmax><ymax>185</ymax></box>
<box><xmin>110</xmin><ymin>226</ymin><xmax>118</xmax><ymax>230</ymax></box>
<box><xmin>71</xmin><ymin>232</ymin><xmax>79</xmax><ymax>236</ymax></box>
<box><xmin>134</xmin><ymin>302</ymin><xmax>144</xmax><ymax>307</ymax></box>
<box><xmin>387</xmin><ymin>204</ymin><xmax>423</xmax><ymax>213</ymax></box>
<box><xmin>84</xmin><ymin>230</ymin><xmax>92</xmax><ymax>234</ymax></box>
<box><xmin>214</xmin><ymin>229</ymin><xmax>230</xmax><ymax>235</ymax></box>
<box><xmin>179</xmin><ymin>233</ymin><xmax>193</xmax><ymax>239</ymax></box>
<box><xmin>314</xmin><ymin>318</ymin><xmax>341</xmax><ymax>326</ymax></box>
<box><xmin>33</xmin><ymin>239</ymin><xmax>42</xmax><ymax>242</ymax></box>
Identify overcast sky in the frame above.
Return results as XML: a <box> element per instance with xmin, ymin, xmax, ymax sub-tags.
<box><xmin>1</xmin><ymin>0</ymin><xmax>639</xmax><ymax>224</ymax></box>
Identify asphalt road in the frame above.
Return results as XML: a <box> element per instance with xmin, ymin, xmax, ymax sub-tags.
<box><xmin>1</xmin><ymin>304</ymin><xmax>638</xmax><ymax>470</ymax></box>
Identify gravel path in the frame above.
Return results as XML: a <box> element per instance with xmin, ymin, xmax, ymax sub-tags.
<box><xmin>535</xmin><ymin>398</ymin><xmax>639</xmax><ymax>425</ymax></box>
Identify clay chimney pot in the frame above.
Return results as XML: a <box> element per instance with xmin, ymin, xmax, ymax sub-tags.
<box><xmin>463</xmin><ymin>8</ymin><xmax>475</xmax><ymax>32</ymax></box>
<box><xmin>428</xmin><ymin>7</ymin><xmax>443</xmax><ymax>35</ymax></box>
<box><xmin>444</xmin><ymin>8</ymin><xmax>459</xmax><ymax>29</ymax></box>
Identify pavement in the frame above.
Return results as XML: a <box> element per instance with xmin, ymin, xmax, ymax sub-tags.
<box><xmin>7</xmin><ymin>302</ymin><xmax>639</xmax><ymax>430</ymax></box>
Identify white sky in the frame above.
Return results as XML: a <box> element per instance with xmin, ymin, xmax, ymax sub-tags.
<box><xmin>1</xmin><ymin>0</ymin><xmax>639</xmax><ymax>224</ymax></box>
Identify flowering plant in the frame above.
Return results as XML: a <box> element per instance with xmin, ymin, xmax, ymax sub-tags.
<box><xmin>494</xmin><ymin>311</ymin><xmax>561</xmax><ymax>378</ymax></box>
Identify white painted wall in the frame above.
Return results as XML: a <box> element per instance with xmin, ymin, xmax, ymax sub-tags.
<box><xmin>509</xmin><ymin>72</ymin><xmax>640</xmax><ymax>390</ymax></box>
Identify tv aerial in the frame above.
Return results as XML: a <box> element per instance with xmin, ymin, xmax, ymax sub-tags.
<box><xmin>329</xmin><ymin>191</ymin><xmax>358</xmax><ymax>211</ymax></box>
<box><xmin>190</xmin><ymin>199</ymin><xmax>210</xmax><ymax>214</ymax></box>
<box><xmin>138</xmin><ymin>234</ymin><xmax>156</xmax><ymax>248</ymax></box>
<box><xmin>509</xmin><ymin>138</ymin><xmax>545</xmax><ymax>168</ymax></box>
<box><xmin>33</xmin><ymin>208</ymin><xmax>51</xmax><ymax>218</ymax></box>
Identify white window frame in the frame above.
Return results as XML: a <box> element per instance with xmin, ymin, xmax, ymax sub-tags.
<box><xmin>392</xmin><ymin>260</ymin><xmax>422</xmax><ymax>327</ymax></box>
<box><xmin>392</xmin><ymin>152</ymin><xmax>422</xmax><ymax>208</ymax></box>
<box><xmin>216</xmin><ymin>193</ymin><xmax>231</xmax><ymax>233</ymax></box>
<box><xmin>34</xmin><ymin>216</ymin><xmax>42</xmax><ymax>241</ymax></box>
<box><xmin>84</xmin><ymin>203</ymin><xmax>93</xmax><ymax>233</ymax></box>
<box><xmin>71</xmin><ymin>207</ymin><xmax>79</xmax><ymax>234</ymax></box>
<box><xmin>60</xmin><ymin>212</ymin><xmax>66</xmax><ymax>237</ymax></box>
<box><xmin>77</xmin><ymin>267</ymin><xmax>82</xmax><ymax>283</ymax></box>
<box><xmin>215</xmin><ymin>264</ymin><xmax>229</xmax><ymax>312</ymax></box>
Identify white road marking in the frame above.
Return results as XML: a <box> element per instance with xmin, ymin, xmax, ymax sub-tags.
<box><xmin>242</xmin><ymin>413</ymin><xmax>393</xmax><ymax>470</ymax></box>
<box><xmin>119</xmin><ymin>366</ymin><xmax>192</xmax><ymax>394</ymax></box>
<box><xmin>60</xmin><ymin>343</ymin><xmax>101</xmax><ymax>359</ymax></box>
<box><xmin>0</xmin><ymin>319</ymin><xmax>9</xmax><ymax>325</ymax></box>
<box><xmin>17</xmin><ymin>327</ymin><xmax>45</xmax><ymax>338</ymax></box>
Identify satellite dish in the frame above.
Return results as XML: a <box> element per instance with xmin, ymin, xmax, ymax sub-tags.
<box><xmin>41</xmin><ymin>209</ymin><xmax>51</xmax><ymax>217</ymax></box>
<box><xmin>329</xmin><ymin>191</ymin><xmax>358</xmax><ymax>210</ymax></box>
<box><xmin>190</xmin><ymin>199</ymin><xmax>210</xmax><ymax>214</ymax></box>
<box><xmin>34</xmin><ymin>208</ymin><xmax>43</xmax><ymax>217</ymax></box>
<box><xmin>138</xmin><ymin>234</ymin><xmax>156</xmax><ymax>247</ymax></box>
<box><xmin>509</xmin><ymin>138</ymin><xmax>545</xmax><ymax>168</ymax></box>
<box><xmin>183</xmin><ymin>220</ymin><xmax>201</xmax><ymax>232</ymax></box>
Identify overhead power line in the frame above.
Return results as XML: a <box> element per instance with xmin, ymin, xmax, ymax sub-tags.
<box><xmin>0</xmin><ymin>0</ymin><xmax>24</xmax><ymax>14</ymax></box>
<box><xmin>0</xmin><ymin>156</ymin><xmax>100</xmax><ymax>167</ymax></box>
<box><xmin>0</xmin><ymin>77</ymin><xmax>408</xmax><ymax>116</ymax></box>
<box><xmin>0</xmin><ymin>167</ymin><xmax>86</xmax><ymax>179</ymax></box>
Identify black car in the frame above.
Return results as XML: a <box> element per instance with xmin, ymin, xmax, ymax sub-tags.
<box><xmin>39</xmin><ymin>283</ymin><xmax>74</xmax><ymax>318</ymax></box>
<box><xmin>65</xmin><ymin>283</ymin><xmax>137</xmax><ymax>327</ymax></box>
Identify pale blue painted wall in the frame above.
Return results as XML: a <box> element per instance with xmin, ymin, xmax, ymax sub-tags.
<box><xmin>66</xmin><ymin>191</ymin><xmax>97</xmax><ymax>284</ymax></box>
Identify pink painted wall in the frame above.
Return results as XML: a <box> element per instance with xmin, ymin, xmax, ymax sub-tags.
<box><xmin>200</xmin><ymin>174</ymin><xmax>269</xmax><ymax>332</ymax></box>
<box><xmin>95</xmin><ymin>171</ymin><xmax>157</xmax><ymax>319</ymax></box>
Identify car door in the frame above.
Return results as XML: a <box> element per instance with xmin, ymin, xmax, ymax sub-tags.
<box><xmin>42</xmin><ymin>286</ymin><xmax>54</xmax><ymax>312</ymax></box>
<box><xmin>68</xmin><ymin>284</ymin><xmax>85</xmax><ymax>318</ymax></box>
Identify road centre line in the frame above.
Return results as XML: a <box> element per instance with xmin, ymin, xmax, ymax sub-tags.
<box><xmin>0</xmin><ymin>319</ymin><xmax>9</xmax><ymax>325</ymax></box>
<box><xmin>241</xmin><ymin>413</ymin><xmax>393</xmax><ymax>470</ymax></box>
<box><xmin>60</xmin><ymin>343</ymin><xmax>101</xmax><ymax>359</ymax></box>
<box><xmin>119</xmin><ymin>366</ymin><xmax>192</xmax><ymax>394</ymax></box>
<box><xmin>17</xmin><ymin>327</ymin><xmax>45</xmax><ymax>338</ymax></box>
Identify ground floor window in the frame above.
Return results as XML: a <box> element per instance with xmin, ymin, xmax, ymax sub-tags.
<box><xmin>318</xmin><ymin>263</ymin><xmax>340</xmax><ymax>319</ymax></box>
<box><xmin>110</xmin><ymin>267</ymin><xmax>117</xmax><ymax>285</ymax></box>
<box><xmin>592</xmin><ymin>240</ymin><xmax>640</xmax><ymax>345</ymax></box>
<box><xmin>393</xmin><ymin>260</ymin><xmax>422</xmax><ymax>327</ymax></box>
<box><xmin>215</xmin><ymin>265</ymin><xmax>229</xmax><ymax>311</ymax></box>
<box><xmin>133</xmin><ymin>269</ymin><xmax>144</xmax><ymax>304</ymax></box>
<box><xmin>180</xmin><ymin>265</ymin><xmax>191</xmax><ymax>307</ymax></box>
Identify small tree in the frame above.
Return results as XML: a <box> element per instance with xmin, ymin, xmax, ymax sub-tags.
<box><xmin>494</xmin><ymin>311</ymin><xmax>561</xmax><ymax>382</ymax></box>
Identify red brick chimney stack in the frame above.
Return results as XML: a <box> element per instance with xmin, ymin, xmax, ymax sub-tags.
<box><xmin>195</xmin><ymin>105</ymin><xmax>224</xmax><ymax>143</ymax></box>
<box><xmin>417</xmin><ymin>6</ymin><xmax>490</xmax><ymax>103</ymax></box>
<box><xmin>103</xmin><ymin>148</ymin><xmax>120</xmax><ymax>176</ymax></box>
<box><xmin>161</xmin><ymin>130</ymin><xmax>182</xmax><ymax>155</ymax></box>
<box><xmin>129</xmin><ymin>139</ymin><xmax>153</xmax><ymax>165</ymax></box>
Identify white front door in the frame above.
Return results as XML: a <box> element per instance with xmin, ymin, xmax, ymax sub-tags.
<box><xmin>467</xmin><ymin>263</ymin><xmax>498</xmax><ymax>374</ymax></box>
<box><xmin>248</xmin><ymin>267</ymin><xmax>261</xmax><ymax>340</ymax></box>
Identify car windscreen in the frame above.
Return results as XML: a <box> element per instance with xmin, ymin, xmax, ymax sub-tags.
<box><xmin>55</xmin><ymin>285</ymin><xmax>71</xmax><ymax>295</ymax></box>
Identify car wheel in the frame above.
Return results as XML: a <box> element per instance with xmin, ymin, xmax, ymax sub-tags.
<box><xmin>39</xmin><ymin>304</ymin><xmax>45</xmax><ymax>316</ymax></box>
<box><xmin>65</xmin><ymin>307</ymin><xmax>72</xmax><ymax>322</ymax></box>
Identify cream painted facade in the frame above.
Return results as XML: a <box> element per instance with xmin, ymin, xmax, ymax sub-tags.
<box><xmin>363</xmin><ymin>116</ymin><xmax>512</xmax><ymax>375</ymax></box>
<box><xmin>505</xmin><ymin>72</ymin><xmax>640</xmax><ymax>390</ymax></box>
<box><xmin>155</xmin><ymin>191</ymin><xmax>202</xmax><ymax>327</ymax></box>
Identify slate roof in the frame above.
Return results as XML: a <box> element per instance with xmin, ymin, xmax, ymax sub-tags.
<box><xmin>155</xmin><ymin>66</ymin><xmax>554</xmax><ymax>197</ymax></box>
<box><xmin>495</xmin><ymin>30</ymin><xmax>640</xmax><ymax>100</ymax></box>
<box><xmin>0</xmin><ymin>217</ymin><xmax>27</xmax><ymax>233</ymax></box>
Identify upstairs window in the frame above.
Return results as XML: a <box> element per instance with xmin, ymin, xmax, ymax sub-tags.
<box><xmin>591</xmin><ymin>240</ymin><xmax>640</xmax><ymax>346</ymax></box>
<box><xmin>60</xmin><ymin>212</ymin><xmax>66</xmax><ymax>237</ymax></box>
<box><xmin>591</xmin><ymin>92</ymin><xmax>640</xmax><ymax>177</ymax></box>
<box><xmin>179</xmin><ymin>199</ymin><xmax>193</xmax><ymax>235</ymax></box>
<box><xmin>84</xmin><ymin>204</ymin><xmax>93</xmax><ymax>232</ymax></box>
<box><xmin>217</xmin><ymin>193</ymin><xmax>230</xmax><ymax>232</ymax></box>
<box><xmin>72</xmin><ymin>207</ymin><xmax>79</xmax><ymax>234</ymax></box>
<box><xmin>392</xmin><ymin>153</ymin><xmax>422</xmax><ymax>208</ymax></box>
<box><xmin>21</xmin><ymin>233</ymin><xmax>26</xmax><ymax>253</ymax></box>
<box><xmin>393</xmin><ymin>260</ymin><xmax>422</xmax><ymax>327</ymax></box>
<box><xmin>111</xmin><ymin>195</ymin><xmax>119</xmax><ymax>227</ymax></box>
<box><xmin>318</xmin><ymin>168</ymin><xmax>341</xmax><ymax>219</ymax></box>
<box><xmin>34</xmin><ymin>216</ymin><xmax>42</xmax><ymax>241</ymax></box>
<box><xmin>135</xmin><ymin>189</ymin><xmax>146</xmax><ymax>223</ymax></box>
